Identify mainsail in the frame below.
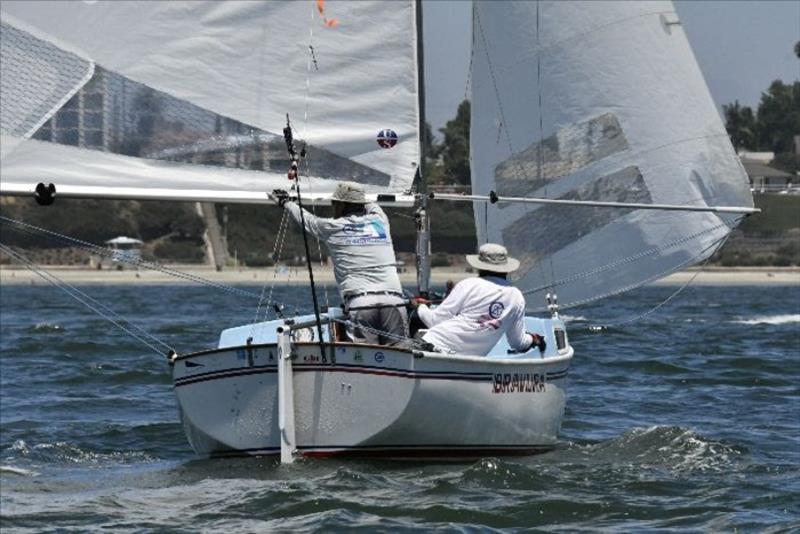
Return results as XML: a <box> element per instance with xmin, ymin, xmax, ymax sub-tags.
<box><xmin>0</xmin><ymin>1</ymin><xmax>421</xmax><ymax>200</ymax></box>
<box><xmin>470</xmin><ymin>1</ymin><xmax>754</xmax><ymax>311</ymax></box>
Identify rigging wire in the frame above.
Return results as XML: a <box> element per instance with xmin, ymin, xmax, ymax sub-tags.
<box><xmin>0</xmin><ymin>215</ymin><xmax>263</xmax><ymax>301</ymax></box>
<box><xmin>0</xmin><ymin>243</ymin><xmax>175</xmax><ymax>357</ymax></box>
<box><xmin>474</xmin><ymin>6</ymin><xmax>551</xmax><ymax>293</ymax></box>
<box><xmin>301</xmin><ymin>3</ymin><xmax>331</xmax><ymax>313</ymax></box>
<box><xmin>284</xmin><ymin>115</ymin><xmax>327</xmax><ymax>360</ymax></box>
<box><xmin>586</xmin><ymin>222</ymin><xmax>739</xmax><ymax>330</ymax></box>
<box><xmin>466</xmin><ymin>3</ymin><xmax>486</xmax><ymax>245</ymax></box>
<box><xmin>523</xmin><ymin>220</ymin><xmax>736</xmax><ymax>296</ymax></box>
<box><xmin>250</xmin><ymin>207</ymin><xmax>290</xmax><ymax>336</ymax></box>
<box><xmin>534</xmin><ymin>0</ymin><xmax>558</xmax><ymax>294</ymax></box>
<box><xmin>330</xmin><ymin>317</ymin><xmax>429</xmax><ymax>350</ymax></box>
<box><xmin>249</xmin><ymin>207</ymin><xmax>298</xmax><ymax>343</ymax></box>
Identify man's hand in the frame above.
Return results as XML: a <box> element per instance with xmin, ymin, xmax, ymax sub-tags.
<box><xmin>528</xmin><ymin>332</ymin><xmax>547</xmax><ymax>354</ymax></box>
<box><xmin>407</xmin><ymin>296</ymin><xmax>430</xmax><ymax>310</ymax></box>
<box><xmin>270</xmin><ymin>189</ymin><xmax>290</xmax><ymax>208</ymax></box>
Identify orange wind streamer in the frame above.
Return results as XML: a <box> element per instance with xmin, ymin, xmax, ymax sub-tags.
<box><xmin>316</xmin><ymin>0</ymin><xmax>339</xmax><ymax>28</ymax></box>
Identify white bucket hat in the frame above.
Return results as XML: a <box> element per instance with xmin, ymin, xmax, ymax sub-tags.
<box><xmin>466</xmin><ymin>243</ymin><xmax>520</xmax><ymax>273</ymax></box>
<box><xmin>331</xmin><ymin>182</ymin><xmax>366</xmax><ymax>204</ymax></box>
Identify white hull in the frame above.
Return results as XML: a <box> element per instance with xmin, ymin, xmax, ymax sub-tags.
<box><xmin>171</xmin><ymin>317</ymin><xmax>573</xmax><ymax>459</ymax></box>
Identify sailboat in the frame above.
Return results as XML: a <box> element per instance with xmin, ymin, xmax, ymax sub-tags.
<box><xmin>0</xmin><ymin>1</ymin><xmax>755</xmax><ymax>462</ymax></box>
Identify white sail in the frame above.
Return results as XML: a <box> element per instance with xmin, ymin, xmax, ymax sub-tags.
<box><xmin>470</xmin><ymin>1</ymin><xmax>753</xmax><ymax>311</ymax></box>
<box><xmin>0</xmin><ymin>1</ymin><xmax>420</xmax><ymax>199</ymax></box>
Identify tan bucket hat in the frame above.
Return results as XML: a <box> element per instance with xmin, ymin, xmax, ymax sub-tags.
<box><xmin>466</xmin><ymin>243</ymin><xmax>520</xmax><ymax>273</ymax></box>
<box><xmin>331</xmin><ymin>182</ymin><xmax>366</xmax><ymax>204</ymax></box>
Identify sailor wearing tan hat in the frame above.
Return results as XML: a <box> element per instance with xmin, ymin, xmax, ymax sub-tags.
<box><xmin>271</xmin><ymin>182</ymin><xmax>407</xmax><ymax>346</ymax></box>
<box><xmin>411</xmin><ymin>243</ymin><xmax>545</xmax><ymax>356</ymax></box>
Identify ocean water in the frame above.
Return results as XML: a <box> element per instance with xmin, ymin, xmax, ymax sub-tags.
<box><xmin>1</xmin><ymin>283</ymin><xmax>798</xmax><ymax>532</ymax></box>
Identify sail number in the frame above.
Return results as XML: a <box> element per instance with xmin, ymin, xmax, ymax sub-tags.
<box><xmin>492</xmin><ymin>373</ymin><xmax>546</xmax><ymax>394</ymax></box>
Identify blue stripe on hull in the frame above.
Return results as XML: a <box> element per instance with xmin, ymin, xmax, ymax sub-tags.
<box><xmin>175</xmin><ymin>363</ymin><xmax>570</xmax><ymax>388</ymax></box>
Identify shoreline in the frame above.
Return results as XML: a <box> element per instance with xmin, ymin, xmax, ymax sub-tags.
<box><xmin>1</xmin><ymin>265</ymin><xmax>798</xmax><ymax>287</ymax></box>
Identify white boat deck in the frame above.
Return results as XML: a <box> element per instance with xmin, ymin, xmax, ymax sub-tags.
<box><xmin>218</xmin><ymin>308</ymin><xmax>569</xmax><ymax>361</ymax></box>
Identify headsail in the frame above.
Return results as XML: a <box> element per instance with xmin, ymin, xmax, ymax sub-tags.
<box><xmin>470</xmin><ymin>1</ymin><xmax>753</xmax><ymax>311</ymax></box>
<box><xmin>0</xmin><ymin>1</ymin><xmax>420</xmax><ymax>200</ymax></box>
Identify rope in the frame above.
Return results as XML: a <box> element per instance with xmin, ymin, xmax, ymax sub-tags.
<box><xmin>0</xmin><ymin>243</ymin><xmax>175</xmax><ymax>357</ymax></box>
<box><xmin>463</xmin><ymin>4</ymin><xmax>474</xmax><ymax>104</ymax></box>
<box><xmin>250</xmin><ymin>207</ymin><xmax>290</xmax><ymax>337</ymax></box>
<box><xmin>474</xmin><ymin>5</ymin><xmax>550</xmax><ymax>293</ymax></box>
<box><xmin>523</xmin><ymin>221</ymin><xmax>735</xmax><ymax>296</ymax></box>
<box><xmin>533</xmin><ymin>1</ymin><xmax>557</xmax><ymax>294</ymax></box>
<box><xmin>283</xmin><ymin>115</ymin><xmax>327</xmax><ymax>361</ymax></box>
<box><xmin>0</xmin><ymin>215</ymin><xmax>263</xmax><ymax>301</ymax></box>
<box><xmin>303</xmin><ymin>4</ymin><xmax>331</xmax><ymax>314</ymax></box>
<box><xmin>331</xmin><ymin>317</ymin><xmax>430</xmax><ymax>350</ymax></box>
<box><xmin>587</xmin><ymin>225</ymin><xmax>737</xmax><ymax>330</ymax></box>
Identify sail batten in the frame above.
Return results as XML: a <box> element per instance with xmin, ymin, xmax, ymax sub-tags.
<box><xmin>471</xmin><ymin>1</ymin><xmax>753</xmax><ymax>311</ymax></box>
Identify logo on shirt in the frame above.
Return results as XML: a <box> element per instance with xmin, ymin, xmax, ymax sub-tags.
<box><xmin>488</xmin><ymin>301</ymin><xmax>505</xmax><ymax>319</ymax></box>
<box><xmin>340</xmin><ymin>220</ymin><xmax>388</xmax><ymax>244</ymax></box>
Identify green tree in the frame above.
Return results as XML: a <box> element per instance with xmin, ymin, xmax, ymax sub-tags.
<box><xmin>439</xmin><ymin>100</ymin><xmax>471</xmax><ymax>186</ymax></box>
<box><xmin>755</xmin><ymin>80</ymin><xmax>800</xmax><ymax>153</ymax></box>
<box><xmin>723</xmin><ymin>100</ymin><xmax>757</xmax><ymax>151</ymax></box>
<box><xmin>420</xmin><ymin>121</ymin><xmax>445</xmax><ymax>184</ymax></box>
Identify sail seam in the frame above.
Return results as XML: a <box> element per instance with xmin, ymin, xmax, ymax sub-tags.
<box><xmin>523</xmin><ymin>221</ymin><xmax>732</xmax><ymax>297</ymax></box>
<box><xmin>588</xmin><ymin>228</ymin><xmax>735</xmax><ymax>329</ymax></box>
<box><xmin>470</xmin><ymin>10</ymin><xmax>678</xmax><ymax>82</ymax></box>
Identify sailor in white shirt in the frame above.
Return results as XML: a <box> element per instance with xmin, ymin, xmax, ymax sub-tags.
<box><xmin>412</xmin><ymin>244</ymin><xmax>545</xmax><ymax>356</ymax></box>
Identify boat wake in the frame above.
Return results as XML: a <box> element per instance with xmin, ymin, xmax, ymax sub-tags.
<box><xmin>4</xmin><ymin>439</ymin><xmax>157</xmax><ymax>467</ymax></box>
<box><xmin>574</xmin><ymin>426</ymin><xmax>744</xmax><ymax>474</ymax></box>
<box><xmin>0</xmin><ymin>465</ymin><xmax>38</xmax><ymax>477</ymax></box>
<box><xmin>27</xmin><ymin>322</ymin><xmax>65</xmax><ymax>333</ymax></box>
<box><xmin>731</xmin><ymin>314</ymin><xmax>800</xmax><ymax>325</ymax></box>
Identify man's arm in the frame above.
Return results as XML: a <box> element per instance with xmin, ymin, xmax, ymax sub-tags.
<box><xmin>284</xmin><ymin>201</ymin><xmax>342</xmax><ymax>240</ymax></box>
<box><xmin>270</xmin><ymin>189</ymin><xmax>333</xmax><ymax>239</ymax></box>
<box><xmin>506</xmin><ymin>305</ymin><xmax>535</xmax><ymax>352</ymax></box>
<box><xmin>417</xmin><ymin>280</ymin><xmax>469</xmax><ymax>328</ymax></box>
<box><xmin>506</xmin><ymin>301</ymin><xmax>546</xmax><ymax>354</ymax></box>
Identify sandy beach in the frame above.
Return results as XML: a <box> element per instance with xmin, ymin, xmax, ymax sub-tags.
<box><xmin>1</xmin><ymin>265</ymin><xmax>798</xmax><ymax>287</ymax></box>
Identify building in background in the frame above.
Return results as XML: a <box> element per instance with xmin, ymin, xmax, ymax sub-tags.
<box><xmin>739</xmin><ymin>152</ymin><xmax>795</xmax><ymax>193</ymax></box>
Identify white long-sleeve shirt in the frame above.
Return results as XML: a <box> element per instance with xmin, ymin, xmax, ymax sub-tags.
<box><xmin>417</xmin><ymin>276</ymin><xmax>533</xmax><ymax>356</ymax></box>
<box><xmin>285</xmin><ymin>201</ymin><xmax>402</xmax><ymax>299</ymax></box>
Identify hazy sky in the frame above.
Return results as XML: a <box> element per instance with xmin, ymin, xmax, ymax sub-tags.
<box><xmin>423</xmin><ymin>0</ymin><xmax>800</xmax><ymax>131</ymax></box>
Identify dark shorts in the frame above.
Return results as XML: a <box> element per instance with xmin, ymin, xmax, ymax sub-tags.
<box><xmin>345</xmin><ymin>294</ymin><xmax>408</xmax><ymax>346</ymax></box>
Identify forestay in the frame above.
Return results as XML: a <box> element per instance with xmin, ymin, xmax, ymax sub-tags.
<box><xmin>0</xmin><ymin>1</ymin><xmax>420</xmax><ymax>200</ymax></box>
<box><xmin>470</xmin><ymin>1</ymin><xmax>753</xmax><ymax>311</ymax></box>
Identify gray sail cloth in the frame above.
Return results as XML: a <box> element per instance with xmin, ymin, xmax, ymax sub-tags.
<box><xmin>345</xmin><ymin>294</ymin><xmax>408</xmax><ymax>346</ymax></box>
<box><xmin>470</xmin><ymin>2</ymin><xmax>753</xmax><ymax>311</ymax></box>
<box><xmin>284</xmin><ymin>201</ymin><xmax>403</xmax><ymax>299</ymax></box>
<box><xmin>0</xmin><ymin>2</ymin><xmax>420</xmax><ymax>194</ymax></box>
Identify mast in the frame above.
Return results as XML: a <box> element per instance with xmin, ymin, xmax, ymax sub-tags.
<box><xmin>414</xmin><ymin>0</ymin><xmax>431</xmax><ymax>297</ymax></box>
